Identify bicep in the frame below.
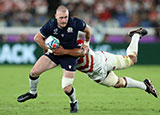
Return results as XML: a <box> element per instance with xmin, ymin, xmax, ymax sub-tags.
<box><xmin>83</xmin><ymin>24</ymin><xmax>91</xmax><ymax>33</ymax></box>
<box><xmin>34</xmin><ymin>31</ymin><xmax>45</xmax><ymax>42</ymax></box>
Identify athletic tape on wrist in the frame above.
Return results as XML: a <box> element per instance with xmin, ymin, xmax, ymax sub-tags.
<box><xmin>47</xmin><ymin>49</ymin><xmax>53</xmax><ymax>53</ymax></box>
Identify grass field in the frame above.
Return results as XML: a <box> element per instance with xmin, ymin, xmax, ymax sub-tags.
<box><xmin>0</xmin><ymin>65</ymin><xmax>160</xmax><ymax>115</ymax></box>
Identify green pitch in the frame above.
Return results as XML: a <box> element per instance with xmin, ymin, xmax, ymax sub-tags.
<box><xmin>0</xmin><ymin>65</ymin><xmax>160</xmax><ymax>115</ymax></box>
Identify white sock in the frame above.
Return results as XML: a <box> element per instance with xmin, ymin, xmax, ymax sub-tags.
<box><xmin>69</xmin><ymin>88</ymin><xmax>77</xmax><ymax>103</ymax></box>
<box><xmin>29</xmin><ymin>77</ymin><xmax>39</xmax><ymax>94</ymax></box>
<box><xmin>125</xmin><ymin>77</ymin><xmax>147</xmax><ymax>90</ymax></box>
<box><xmin>127</xmin><ymin>34</ymin><xmax>141</xmax><ymax>55</ymax></box>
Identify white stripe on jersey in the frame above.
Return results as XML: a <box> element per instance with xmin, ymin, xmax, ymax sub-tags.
<box><xmin>77</xmin><ymin>49</ymin><xmax>94</xmax><ymax>73</ymax></box>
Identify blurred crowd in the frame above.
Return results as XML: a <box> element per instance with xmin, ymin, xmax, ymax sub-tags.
<box><xmin>0</xmin><ymin>0</ymin><xmax>160</xmax><ymax>43</ymax></box>
<box><xmin>0</xmin><ymin>0</ymin><xmax>48</xmax><ymax>27</ymax></box>
<box><xmin>64</xmin><ymin>0</ymin><xmax>160</xmax><ymax>28</ymax></box>
<box><xmin>0</xmin><ymin>0</ymin><xmax>160</xmax><ymax>27</ymax></box>
<box><xmin>64</xmin><ymin>0</ymin><xmax>160</xmax><ymax>43</ymax></box>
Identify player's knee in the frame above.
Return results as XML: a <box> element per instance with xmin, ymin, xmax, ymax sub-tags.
<box><xmin>30</xmin><ymin>68</ymin><xmax>40</xmax><ymax>77</ymax></box>
<box><xmin>114</xmin><ymin>78</ymin><xmax>126</xmax><ymax>88</ymax></box>
<box><xmin>114</xmin><ymin>78</ymin><xmax>122</xmax><ymax>88</ymax></box>
<box><xmin>63</xmin><ymin>85</ymin><xmax>72</xmax><ymax>93</ymax></box>
<box><xmin>128</xmin><ymin>55</ymin><xmax>137</xmax><ymax>65</ymax></box>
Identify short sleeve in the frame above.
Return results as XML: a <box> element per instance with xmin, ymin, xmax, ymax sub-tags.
<box><xmin>40</xmin><ymin>19</ymin><xmax>54</xmax><ymax>38</ymax></box>
<box><xmin>75</xmin><ymin>18</ymin><xmax>86</xmax><ymax>31</ymax></box>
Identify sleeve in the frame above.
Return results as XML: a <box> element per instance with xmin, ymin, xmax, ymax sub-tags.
<box><xmin>40</xmin><ymin>19</ymin><xmax>54</xmax><ymax>38</ymax></box>
<box><xmin>76</xmin><ymin>18</ymin><xmax>87</xmax><ymax>31</ymax></box>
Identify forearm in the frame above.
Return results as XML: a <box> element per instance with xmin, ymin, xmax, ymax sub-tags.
<box><xmin>53</xmin><ymin>47</ymin><xmax>85</xmax><ymax>57</ymax></box>
<box><xmin>85</xmin><ymin>30</ymin><xmax>91</xmax><ymax>42</ymax></box>
<box><xmin>84</xmin><ymin>25</ymin><xmax>91</xmax><ymax>46</ymax></box>
<box><xmin>64</xmin><ymin>48</ymin><xmax>85</xmax><ymax>57</ymax></box>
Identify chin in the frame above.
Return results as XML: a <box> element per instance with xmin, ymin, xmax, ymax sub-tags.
<box><xmin>60</xmin><ymin>24</ymin><xmax>66</xmax><ymax>28</ymax></box>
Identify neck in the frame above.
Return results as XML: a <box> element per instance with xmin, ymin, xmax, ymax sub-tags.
<box><xmin>58</xmin><ymin>25</ymin><xmax>62</xmax><ymax>29</ymax></box>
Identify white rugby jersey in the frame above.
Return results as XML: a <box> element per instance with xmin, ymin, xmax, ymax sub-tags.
<box><xmin>76</xmin><ymin>39</ymin><xmax>115</xmax><ymax>81</ymax></box>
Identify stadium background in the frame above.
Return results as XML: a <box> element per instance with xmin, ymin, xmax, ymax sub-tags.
<box><xmin>0</xmin><ymin>0</ymin><xmax>160</xmax><ymax>115</ymax></box>
<box><xmin>0</xmin><ymin>0</ymin><xmax>160</xmax><ymax>64</ymax></box>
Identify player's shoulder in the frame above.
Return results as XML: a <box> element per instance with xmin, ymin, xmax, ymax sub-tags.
<box><xmin>69</xmin><ymin>16</ymin><xmax>83</xmax><ymax>24</ymax></box>
<box><xmin>45</xmin><ymin>17</ymin><xmax>57</xmax><ymax>27</ymax></box>
<box><xmin>72</xmin><ymin>17</ymin><xmax>84</xmax><ymax>22</ymax></box>
<box><xmin>50</xmin><ymin>17</ymin><xmax>56</xmax><ymax>23</ymax></box>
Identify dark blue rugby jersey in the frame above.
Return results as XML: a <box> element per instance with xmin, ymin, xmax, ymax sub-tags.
<box><xmin>40</xmin><ymin>16</ymin><xmax>86</xmax><ymax>49</ymax></box>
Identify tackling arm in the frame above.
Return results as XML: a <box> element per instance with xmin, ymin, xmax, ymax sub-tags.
<box><xmin>52</xmin><ymin>46</ymin><xmax>85</xmax><ymax>57</ymax></box>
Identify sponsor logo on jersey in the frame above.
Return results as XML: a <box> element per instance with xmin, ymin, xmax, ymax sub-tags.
<box><xmin>53</xmin><ymin>28</ymin><xmax>58</xmax><ymax>35</ymax></box>
<box><xmin>61</xmin><ymin>34</ymin><xmax>64</xmax><ymax>37</ymax></box>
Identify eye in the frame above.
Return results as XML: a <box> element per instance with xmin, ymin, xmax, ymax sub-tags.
<box><xmin>64</xmin><ymin>16</ymin><xmax>68</xmax><ymax>19</ymax></box>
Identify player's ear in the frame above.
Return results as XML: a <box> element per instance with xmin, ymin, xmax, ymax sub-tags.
<box><xmin>55</xmin><ymin>14</ymin><xmax>57</xmax><ymax>19</ymax></box>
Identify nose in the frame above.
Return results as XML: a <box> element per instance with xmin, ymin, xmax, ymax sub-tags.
<box><xmin>62</xmin><ymin>18</ymin><xmax>66</xmax><ymax>22</ymax></box>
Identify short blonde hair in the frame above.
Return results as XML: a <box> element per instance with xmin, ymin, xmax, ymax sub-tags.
<box><xmin>56</xmin><ymin>5</ymin><xmax>68</xmax><ymax>13</ymax></box>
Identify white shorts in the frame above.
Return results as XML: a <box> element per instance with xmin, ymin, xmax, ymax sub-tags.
<box><xmin>88</xmin><ymin>51</ymin><xmax>130</xmax><ymax>86</ymax></box>
<box><xmin>87</xmin><ymin>51</ymin><xmax>116</xmax><ymax>82</ymax></box>
<box><xmin>100</xmin><ymin>71</ymin><xmax>118</xmax><ymax>87</ymax></box>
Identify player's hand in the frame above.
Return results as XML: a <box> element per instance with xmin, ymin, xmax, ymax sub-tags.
<box><xmin>52</xmin><ymin>45</ymin><xmax>66</xmax><ymax>55</ymax></box>
<box><xmin>81</xmin><ymin>44</ymin><xmax>89</xmax><ymax>54</ymax></box>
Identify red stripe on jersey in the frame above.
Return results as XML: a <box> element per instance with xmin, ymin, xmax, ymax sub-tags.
<box><xmin>78</xmin><ymin>57</ymin><xmax>84</xmax><ymax>64</ymax></box>
<box><xmin>77</xmin><ymin>54</ymin><xmax>89</xmax><ymax>70</ymax></box>
<box><xmin>77</xmin><ymin>55</ymin><xmax>94</xmax><ymax>73</ymax></box>
<box><xmin>85</xmin><ymin>55</ymin><xmax>93</xmax><ymax>73</ymax></box>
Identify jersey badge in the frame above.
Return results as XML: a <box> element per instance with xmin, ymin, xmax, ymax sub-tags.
<box><xmin>67</xmin><ymin>27</ymin><xmax>73</xmax><ymax>33</ymax></box>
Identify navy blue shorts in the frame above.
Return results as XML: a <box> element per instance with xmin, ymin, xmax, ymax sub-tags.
<box><xmin>44</xmin><ymin>53</ymin><xmax>77</xmax><ymax>71</ymax></box>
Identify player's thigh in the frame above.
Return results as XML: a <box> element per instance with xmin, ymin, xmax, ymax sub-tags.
<box><xmin>62</xmin><ymin>69</ymin><xmax>76</xmax><ymax>78</ymax></box>
<box><xmin>101</xmin><ymin>71</ymin><xmax>118</xmax><ymax>87</ymax></box>
<box><xmin>104</xmin><ymin>52</ymin><xmax>133</xmax><ymax>69</ymax></box>
<box><xmin>31</xmin><ymin>55</ymin><xmax>57</xmax><ymax>75</ymax></box>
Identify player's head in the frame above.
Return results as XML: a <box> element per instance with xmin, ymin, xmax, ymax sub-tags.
<box><xmin>55</xmin><ymin>5</ymin><xmax>69</xmax><ymax>28</ymax></box>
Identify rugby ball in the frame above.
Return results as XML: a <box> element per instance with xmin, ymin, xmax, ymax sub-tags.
<box><xmin>45</xmin><ymin>36</ymin><xmax>60</xmax><ymax>49</ymax></box>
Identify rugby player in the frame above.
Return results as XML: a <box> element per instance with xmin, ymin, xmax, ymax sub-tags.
<box><xmin>52</xmin><ymin>28</ymin><xmax>158</xmax><ymax>98</ymax></box>
<box><xmin>17</xmin><ymin>5</ymin><xmax>91</xmax><ymax>113</ymax></box>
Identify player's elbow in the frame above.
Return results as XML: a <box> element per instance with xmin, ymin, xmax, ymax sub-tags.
<box><xmin>34</xmin><ymin>31</ymin><xmax>43</xmax><ymax>43</ymax></box>
<box><xmin>34</xmin><ymin>34</ymin><xmax>39</xmax><ymax>42</ymax></box>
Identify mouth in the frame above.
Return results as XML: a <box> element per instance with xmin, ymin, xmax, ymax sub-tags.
<box><xmin>61</xmin><ymin>23</ymin><xmax>66</xmax><ymax>25</ymax></box>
